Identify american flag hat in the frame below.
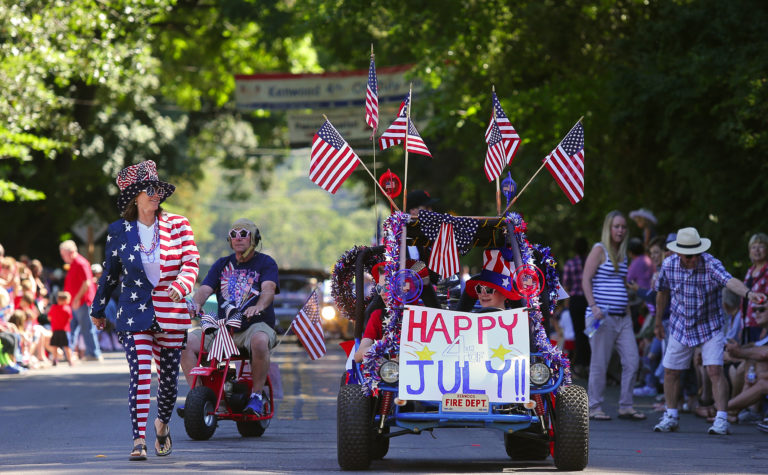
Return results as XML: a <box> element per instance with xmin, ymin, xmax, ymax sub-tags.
<box><xmin>115</xmin><ymin>160</ymin><xmax>175</xmax><ymax>211</ymax></box>
<box><xmin>465</xmin><ymin>248</ymin><xmax>518</xmax><ymax>300</ymax></box>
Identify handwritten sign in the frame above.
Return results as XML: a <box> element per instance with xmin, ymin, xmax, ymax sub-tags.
<box><xmin>399</xmin><ymin>306</ymin><xmax>530</xmax><ymax>403</ymax></box>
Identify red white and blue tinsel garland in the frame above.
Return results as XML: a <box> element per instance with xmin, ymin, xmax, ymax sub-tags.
<box><xmin>361</xmin><ymin>212</ymin><xmax>410</xmax><ymax>395</ymax></box>
<box><xmin>505</xmin><ymin>212</ymin><xmax>571</xmax><ymax>384</ymax></box>
<box><xmin>331</xmin><ymin>245</ymin><xmax>381</xmax><ymax>321</ymax></box>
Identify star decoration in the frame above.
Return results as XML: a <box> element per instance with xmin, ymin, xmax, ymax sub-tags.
<box><xmin>416</xmin><ymin>346</ymin><xmax>436</xmax><ymax>361</ymax></box>
<box><xmin>490</xmin><ymin>344</ymin><xmax>511</xmax><ymax>361</ymax></box>
<box><xmin>138</xmin><ymin>303</ymin><xmax>147</xmax><ymax>312</ymax></box>
<box><xmin>130</xmin><ymin>292</ymin><xmax>138</xmax><ymax>301</ymax></box>
<box><xmin>502</xmin><ymin>277</ymin><xmax>510</xmax><ymax>287</ymax></box>
<box><xmin>124</xmin><ymin>222</ymin><xmax>133</xmax><ymax>232</ymax></box>
<box><xmin>100</xmin><ymin>298</ymin><xmax>106</xmax><ymax>305</ymax></box>
<box><xmin>112</xmin><ymin>250</ymin><xmax>118</xmax><ymax>257</ymax></box>
<box><xmin>134</xmin><ymin>280</ymin><xmax>142</xmax><ymax>287</ymax></box>
<box><xmin>106</xmin><ymin>235</ymin><xmax>112</xmax><ymax>242</ymax></box>
<box><xmin>128</xmin><ymin>254</ymin><xmax>135</xmax><ymax>262</ymax></box>
<box><xmin>133</xmin><ymin>244</ymin><xmax>140</xmax><ymax>251</ymax></box>
<box><xmin>120</xmin><ymin>243</ymin><xmax>126</xmax><ymax>251</ymax></box>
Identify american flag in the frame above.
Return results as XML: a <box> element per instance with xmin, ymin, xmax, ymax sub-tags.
<box><xmin>484</xmin><ymin>120</ymin><xmax>506</xmax><ymax>182</ymax></box>
<box><xmin>485</xmin><ymin>92</ymin><xmax>520</xmax><ymax>166</ymax></box>
<box><xmin>378</xmin><ymin>96</ymin><xmax>432</xmax><ymax>157</ymax></box>
<box><xmin>428</xmin><ymin>222</ymin><xmax>460</xmax><ymax>279</ymax></box>
<box><xmin>292</xmin><ymin>290</ymin><xmax>326</xmax><ymax>360</ymax></box>
<box><xmin>309</xmin><ymin>120</ymin><xmax>360</xmax><ymax>194</ymax></box>
<box><xmin>545</xmin><ymin>121</ymin><xmax>585</xmax><ymax>204</ymax></box>
<box><xmin>365</xmin><ymin>56</ymin><xmax>378</xmax><ymax>130</ymax></box>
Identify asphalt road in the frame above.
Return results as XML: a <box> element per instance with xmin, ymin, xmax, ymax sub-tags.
<box><xmin>1</xmin><ymin>339</ymin><xmax>767</xmax><ymax>474</ymax></box>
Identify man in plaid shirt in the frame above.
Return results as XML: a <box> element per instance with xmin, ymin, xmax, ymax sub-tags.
<box><xmin>653</xmin><ymin>227</ymin><xmax>767</xmax><ymax>435</ymax></box>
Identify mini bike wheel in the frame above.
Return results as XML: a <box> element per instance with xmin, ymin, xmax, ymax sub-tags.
<box><xmin>237</xmin><ymin>387</ymin><xmax>272</xmax><ymax>437</ymax></box>
<box><xmin>184</xmin><ymin>386</ymin><xmax>217</xmax><ymax>440</ymax></box>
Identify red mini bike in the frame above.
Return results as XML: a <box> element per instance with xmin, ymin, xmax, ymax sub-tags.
<box><xmin>183</xmin><ymin>325</ymin><xmax>275</xmax><ymax>440</ymax></box>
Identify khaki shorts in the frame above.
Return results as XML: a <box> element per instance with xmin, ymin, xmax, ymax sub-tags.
<box><xmin>663</xmin><ymin>330</ymin><xmax>725</xmax><ymax>370</ymax></box>
<box><xmin>191</xmin><ymin>321</ymin><xmax>277</xmax><ymax>353</ymax></box>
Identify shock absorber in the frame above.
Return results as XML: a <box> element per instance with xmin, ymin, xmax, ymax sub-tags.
<box><xmin>378</xmin><ymin>391</ymin><xmax>393</xmax><ymax>432</ymax></box>
<box><xmin>533</xmin><ymin>393</ymin><xmax>546</xmax><ymax>432</ymax></box>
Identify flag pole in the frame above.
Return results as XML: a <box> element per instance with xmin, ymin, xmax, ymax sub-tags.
<box><xmin>369</xmin><ymin>44</ymin><xmax>380</xmax><ymax>240</ymax></box>
<box><xmin>499</xmin><ymin>116</ymin><xmax>584</xmax><ymax>216</ymax></box>
<box><xmin>323</xmin><ymin>115</ymin><xmax>400</xmax><ymax>212</ymax></box>
<box><xmin>402</xmin><ymin>83</ymin><xmax>413</xmax><ymax>212</ymax></box>
<box><xmin>492</xmin><ymin>86</ymin><xmax>501</xmax><ymax>215</ymax></box>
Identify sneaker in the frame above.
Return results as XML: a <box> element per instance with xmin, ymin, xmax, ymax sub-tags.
<box><xmin>653</xmin><ymin>413</ymin><xmax>679</xmax><ymax>432</ymax></box>
<box><xmin>244</xmin><ymin>394</ymin><xmax>263</xmax><ymax>415</ymax></box>
<box><xmin>0</xmin><ymin>365</ymin><xmax>20</xmax><ymax>374</ymax></box>
<box><xmin>737</xmin><ymin>409</ymin><xmax>762</xmax><ymax>424</ymax></box>
<box><xmin>757</xmin><ymin>420</ymin><xmax>768</xmax><ymax>434</ymax></box>
<box><xmin>633</xmin><ymin>385</ymin><xmax>658</xmax><ymax>397</ymax></box>
<box><xmin>708</xmin><ymin>417</ymin><xmax>731</xmax><ymax>435</ymax></box>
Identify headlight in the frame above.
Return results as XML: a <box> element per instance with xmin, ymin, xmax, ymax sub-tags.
<box><xmin>379</xmin><ymin>360</ymin><xmax>399</xmax><ymax>383</ymax></box>
<box><xmin>321</xmin><ymin>305</ymin><xmax>336</xmax><ymax>321</ymax></box>
<box><xmin>529</xmin><ymin>362</ymin><xmax>551</xmax><ymax>385</ymax></box>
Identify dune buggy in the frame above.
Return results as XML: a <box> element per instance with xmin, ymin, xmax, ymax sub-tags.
<box><xmin>334</xmin><ymin>210</ymin><xmax>588</xmax><ymax>471</ymax></box>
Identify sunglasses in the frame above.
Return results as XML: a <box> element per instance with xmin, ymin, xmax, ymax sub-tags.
<box><xmin>475</xmin><ymin>284</ymin><xmax>495</xmax><ymax>295</ymax></box>
<box><xmin>681</xmin><ymin>253</ymin><xmax>701</xmax><ymax>259</ymax></box>
<box><xmin>143</xmin><ymin>185</ymin><xmax>165</xmax><ymax>198</ymax></box>
<box><xmin>229</xmin><ymin>228</ymin><xmax>251</xmax><ymax>239</ymax></box>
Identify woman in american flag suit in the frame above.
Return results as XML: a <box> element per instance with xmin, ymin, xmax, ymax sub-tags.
<box><xmin>90</xmin><ymin>160</ymin><xmax>199</xmax><ymax>461</ymax></box>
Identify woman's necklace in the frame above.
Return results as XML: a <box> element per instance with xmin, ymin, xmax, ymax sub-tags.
<box><xmin>139</xmin><ymin>219</ymin><xmax>160</xmax><ymax>263</ymax></box>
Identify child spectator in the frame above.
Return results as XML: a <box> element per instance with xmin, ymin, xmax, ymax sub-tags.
<box><xmin>49</xmin><ymin>291</ymin><xmax>74</xmax><ymax>366</ymax></box>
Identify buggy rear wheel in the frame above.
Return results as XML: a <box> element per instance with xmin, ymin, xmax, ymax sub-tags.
<box><xmin>553</xmin><ymin>384</ymin><xmax>589</xmax><ymax>470</ymax></box>
<box><xmin>504</xmin><ymin>432</ymin><xmax>550</xmax><ymax>460</ymax></box>
<box><xmin>236</xmin><ymin>387</ymin><xmax>272</xmax><ymax>437</ymax></box>
<box><xmin>184</xmin><ymin>386</ymin><xmax>217</xmax><ymax>440</ymax></box>
<box><xmin>337</xmin><ymin>384</ymin><xmax>372</xmax><ymax>470</ymax></box>
<box><xmin>370</xmin><ymin>425</ymin><xmax>390</xmax><ymax>460</ymax></box>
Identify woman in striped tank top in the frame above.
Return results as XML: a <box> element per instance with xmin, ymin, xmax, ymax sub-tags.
<box><xmin>582</xmin><ymin>211</ymin><xmax>645</xmax><ymax>421</ymax></box>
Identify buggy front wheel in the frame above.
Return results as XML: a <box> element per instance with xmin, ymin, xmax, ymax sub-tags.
<box><xmin>553</xmin><ymin>384</ymin><xmax>589</xmax><ymax>470</ymax></box>
<box><xmin>337</xmin><ymin>384</ymin><xmax>372</xmax><ymax>470</ymax></box>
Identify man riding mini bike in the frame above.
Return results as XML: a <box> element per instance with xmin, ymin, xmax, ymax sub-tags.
<box><xmin>180</xmin><ymin>218</ymin><xmax>280</xmax><ymax>440</ymax></box>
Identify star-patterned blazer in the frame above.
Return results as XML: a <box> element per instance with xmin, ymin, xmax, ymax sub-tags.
<box><xmin>91</xmin><ymin>212</ymin><xmax>200</xmax><ymax>332</ymax></box>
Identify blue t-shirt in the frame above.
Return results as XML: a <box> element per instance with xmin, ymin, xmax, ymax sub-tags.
<box><xmin>202</xmin><ymin>253</ymin><xmax>280</xmax><ymax>331</ymax></box>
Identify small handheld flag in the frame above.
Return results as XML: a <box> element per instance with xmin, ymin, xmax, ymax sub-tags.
<box><xmin>292</xmin><ymin>290</ymin><xmax>326</xmax><ymax>360</ymax></box>
<box><xmin>544</xmin><ymin>121</ymin><xmax>585</xmax><ymax>204</ymax></box>
<box><xmin>365</xmin><ymin>55</ymin><xmax>378</xmax><ymax>131</ymax></box>
<box><xmin>309</xmin><ymin>120</ymin><xmax>360</xmax><ymax>194</ymax></box>
<box><xmin>378</xmin><ymin>96</ymin><xmax>432</xmax><ymax>157</ymax></box>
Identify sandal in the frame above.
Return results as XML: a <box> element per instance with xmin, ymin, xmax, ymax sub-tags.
<box><xmin>155</xmin><ymin>426</ymin><xmax>172</xmax><ymax>457</ymax></box>
<box><xmin>129</xmin><ymin>443</ymin><xmax>147</xmax><ymax>461</ymax></box>
<box><xmin>618</xmin><ymin>409</ymin><xmax>647</xmax><ymax>420</ymax></box>
<box><xmin>589</xmin><ymin>410</ymin><xmax>612</xmax><ymax>421</ymax></box>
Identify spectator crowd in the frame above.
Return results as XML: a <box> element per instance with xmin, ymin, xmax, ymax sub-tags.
<box><xmin>550</xmin><ymin>208</ymin><xmax>768</xmax><ymax>435</ymax></box>
<box><xmin>0</xmin><ymin>241</ymin><xmax>120</xmax><ymax>375</ymax></box>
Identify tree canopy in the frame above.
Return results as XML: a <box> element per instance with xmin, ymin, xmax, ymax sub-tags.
<box><xmin>1</xmin><ymin>0</ymin><xmax>766</xmax><ymax>271</ymax></box>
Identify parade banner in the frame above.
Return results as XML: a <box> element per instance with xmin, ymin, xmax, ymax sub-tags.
<box><xmin>235</xmin><ymin>65</ymin><xmax>423</xmax><ymax>110</ymax></box>
<box><xmin>399</xmin><ymin>306</ymin><xmax>530</xmax><ymax>404</ymax></box>
<box><xmin>287</xmin><ymin>105</ymin><xmax>398</xmax><ymax>144</ymax></box>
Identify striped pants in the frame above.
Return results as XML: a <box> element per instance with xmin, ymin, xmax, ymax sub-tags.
<box><xmin>120</xmin><ymin>330</ymin><xmax>185</xmax><ymax>440</ymax></box>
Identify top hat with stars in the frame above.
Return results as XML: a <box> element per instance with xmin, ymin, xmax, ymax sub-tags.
<box><xmin>465</xmin><ymin>248</ymin><xmax>518</xmax><ymax>300</ymax></box>
<box><xmin>115</xmin><ymin>160</ymin><xmax>175</xmax><ymax>211</ymax></box>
